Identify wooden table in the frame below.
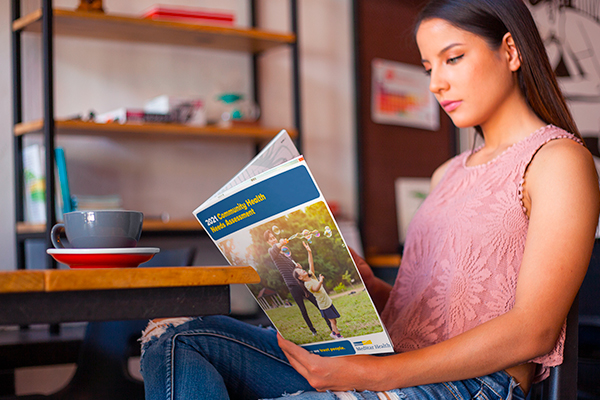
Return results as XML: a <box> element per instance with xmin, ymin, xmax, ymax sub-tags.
<box><xmin>0</xmin><ymin>266</ymin><xmax>260</xmax><ymax>325</ymax></box>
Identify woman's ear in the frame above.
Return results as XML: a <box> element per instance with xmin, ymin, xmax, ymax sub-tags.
<box><xmin>503</xmin><ymin>32</ymin><xmax>522</xmax><ymax>72</ymax></box>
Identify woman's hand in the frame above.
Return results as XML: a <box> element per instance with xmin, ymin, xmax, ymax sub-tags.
<box><xmin>349</xmin><ymin>247</ymin><xmax>373</xmax><ymax>284</ymax></box>
<box><xmin>278</xmin><ymin>334</ymin><xmax>383</xmax><ymax>392</ymax></box>
<box><xmin>349</xmin><ymin>247</ymin><xmax>393</xmax><ymax>312</ymax></box>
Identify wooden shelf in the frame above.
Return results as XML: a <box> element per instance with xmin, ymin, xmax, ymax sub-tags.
<box><xmin>17</xmin><ymin>219</ymin><xmax>203</xmax><ymax>235</ymax></box>
<box><xmin>13</xmin><ymin>8</ymin><xmax>295</xmax><ymax>53</ymax></box>
<box><xmin>14</xmin><ymin>119</ymin><xmax>296</xmax><ymax>141</ymax></box>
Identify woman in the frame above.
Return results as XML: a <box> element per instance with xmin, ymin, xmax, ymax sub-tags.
<box><xmin>140</xmin><ymin>0</ymin><xmax>600</xmax><ymax>398</ymax></box>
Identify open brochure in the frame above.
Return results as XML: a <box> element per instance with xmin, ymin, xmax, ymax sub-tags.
<box><xmin>193</xmin><ymin>130</ymin><xmax>393</xmax><ymax>356</ymax></box>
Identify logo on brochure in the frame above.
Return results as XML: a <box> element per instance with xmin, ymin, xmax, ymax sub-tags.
<box><xmin>352</xmin><ymin>340</ymin><xmax>392</xmax><ymax>351</ymax></box>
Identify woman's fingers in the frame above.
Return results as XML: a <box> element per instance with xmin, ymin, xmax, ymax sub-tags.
<box><xmin>278</xmin><ymin>333</ymin><xmax>313</xmax><ymax>378</ymax></box>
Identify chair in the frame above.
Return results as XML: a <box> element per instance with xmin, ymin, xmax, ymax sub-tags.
<box><xmin>5</xmin><ymin>247</ymin><xmax>196</xmax><ymax>400</ymax></box>
<box><xmin>577</xmin><ymin>239</ymin><xmax>600</xmax><ymax>399</ymax></box>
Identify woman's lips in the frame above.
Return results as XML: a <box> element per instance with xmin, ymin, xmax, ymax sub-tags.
<box><xmin>440</xmin><ymin>100</ymin><xmax>462</xmax><ymax>112</ymax></box>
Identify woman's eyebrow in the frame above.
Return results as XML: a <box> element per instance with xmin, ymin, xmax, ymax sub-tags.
<box><xmin>421</xmin><ymin>42</ymin><xmax>464</xmax><ymax>63</ymax></box>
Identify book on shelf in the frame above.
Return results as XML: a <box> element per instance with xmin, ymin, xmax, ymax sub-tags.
<box><xmin>55</xmin><ymin>147</ymin><xmax>74</xmax><ymax>215</ymax></box>
<box><xmin>22</xmin><ymin>144</ymin><xmax>72</xmax><ymax>223</ymax></box>
<box><xmin>141</xmin><ymin>5</ymin><xmax>235</xmax><ymax>26</ymax></box>
<box><xmin>22</xmin><ymin>144</ymin><xmax>121</xmax><ymax>224</ymax></box>
<box><xmin>193</xmin><ymin>130</ymin><xmax>393</xmax><ymax>356</ymax></box>
<box><xmin>22</xmin><ymin>144</ymin><xmax>47</xmax><ymax>224</ymax></box>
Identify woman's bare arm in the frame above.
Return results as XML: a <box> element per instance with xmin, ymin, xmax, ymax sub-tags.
<box><xmin>279</xmin><ymin>140</ymin><xmax>600</xmax><ymax>392</ymax></box>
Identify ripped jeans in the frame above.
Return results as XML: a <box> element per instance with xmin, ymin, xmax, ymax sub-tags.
<box><xmin>139</xmin><ymin>316</ymin><xmax>526</xmax><ymax>400</ymax></box>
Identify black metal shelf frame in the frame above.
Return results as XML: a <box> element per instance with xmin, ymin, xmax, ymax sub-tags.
<box><xmin>11</xmin><ymin>0</ymin><xmax>302</xmax><ymax>270</ymax></box>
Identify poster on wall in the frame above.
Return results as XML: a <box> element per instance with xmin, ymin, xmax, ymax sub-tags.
<box><xmin>371</xmin><ymin>58</ymin><xmax>439</xmax><ymax>131</ymax></box>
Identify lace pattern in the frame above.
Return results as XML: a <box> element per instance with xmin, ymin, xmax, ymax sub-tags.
<box><xmin>381</xmin><ymin>125</ymin><xmax>580</xmax><ymax>383</ymax></box>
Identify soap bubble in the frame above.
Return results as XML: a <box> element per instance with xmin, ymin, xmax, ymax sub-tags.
<box><xmin>302</xmin><ymin>229</ymin><xmax>310</xmax><ymax>238</ymax></box>
<box><xmin>312</xmin><ymin>230</ymin><xmax>320</xmax><ymax>238</ymax></box>
<box><xmin>324</xmin><ymin>226</ymin><xmax>332</xmax><ymax>238</ymax></box>
<box><xmin>281</xmin><ymin>246</ymin><xmax>291</xmax><ymax>257</ymax></box>
<box><xmin>272</xmin><ymin>226</ymin><xmax>280</xmax><ymax>235</ymax></box>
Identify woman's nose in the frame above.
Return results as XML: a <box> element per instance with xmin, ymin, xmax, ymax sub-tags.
<box><xmin>429</xmin><ymin>68</ymin><xmax>449</xmax><ymax>94</ymax></box>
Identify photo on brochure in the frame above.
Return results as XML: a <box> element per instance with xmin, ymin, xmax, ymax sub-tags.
<box><xmin>217</xmin><ymin>201</ymin><xmax>384</xmax><ymax>346</ymax></box>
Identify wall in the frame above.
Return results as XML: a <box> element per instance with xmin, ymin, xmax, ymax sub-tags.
<box><xmin>0</xmin><ymin>0</ymin><xmax>356</xmax><ymax>271</ymax></box>
<box><xmin>355</xmin><ymin>0</ymin><xmax>455</xmax><ymax>256</ymax></box>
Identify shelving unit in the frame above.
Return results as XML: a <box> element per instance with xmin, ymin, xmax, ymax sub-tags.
<box><xmin>11</xmin><ymin>0</ymin><xmax>301</xmax><ymax>269</ymax></box>
<box><xmin>12</xmin><ymin>8</ymin><xmax>295</xmax><ymax>52</ymax></box>
<box><xmin>14</xmin><ymin>119</ymin><xmax>297</xmax><ymax>141</ymax></box>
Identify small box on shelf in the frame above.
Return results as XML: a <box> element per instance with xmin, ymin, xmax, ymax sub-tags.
<box><xmin>94</xmin><ymin>108</ymin><xmax>172</xmax><ymax>124</ymax></box>
<box><xmin>141</xmin><ymin>5</ymin><xmax>235</xmax><ymax>26</ymax></box>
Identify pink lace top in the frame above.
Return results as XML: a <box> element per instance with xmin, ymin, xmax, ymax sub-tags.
<box><xmin>381</xmin><ymin>125</ymin><xmax>582</xmax><ymax>383</ymax></box>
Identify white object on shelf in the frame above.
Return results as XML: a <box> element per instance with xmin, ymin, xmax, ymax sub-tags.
<box><xmin>144</xmin><ymin>95</ymin><xmax>207</xmax><ymax>126</ymax></box>
<box><xmin>95</xmin><ymin>108</ymin><xmax>145</xmax><ymax>124</ymax></box>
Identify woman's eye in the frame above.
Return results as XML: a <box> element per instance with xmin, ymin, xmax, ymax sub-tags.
<box><xmin>424</xmin><ymin>68</ymin><xmax>432</xmax><ymax>76</ymax></box>
<box><xmin>447</xmin><ymin>54</ymin><xmax>464</xmax><ymax>65</ymax></box>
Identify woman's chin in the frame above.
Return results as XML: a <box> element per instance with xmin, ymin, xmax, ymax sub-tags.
<box><xmin>445</xmin><ymin>114</ymin><xmax>479</xmax><ymax>130</ymax></box>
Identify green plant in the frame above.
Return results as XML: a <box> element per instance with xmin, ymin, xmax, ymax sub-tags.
<box><xmin>333</xmin><ymin>282</ymin><xmax>346</xmax><ymax>293</ymax></box>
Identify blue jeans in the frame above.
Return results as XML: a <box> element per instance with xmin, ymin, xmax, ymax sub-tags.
<box><xmin>140</xmin><ymin>316</ymin><xmax>526</xmax><ymax>400</ymax></box>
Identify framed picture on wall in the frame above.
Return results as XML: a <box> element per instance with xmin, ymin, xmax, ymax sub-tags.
<box><xmin>395</xmin><ymin>177</ymin><xmax>431</xmax><ymax>244</ymax></box>
<box><xmin>371</xmin><ymin>58</ymin><xmax>439</xmax><ymax>131</ymax></box>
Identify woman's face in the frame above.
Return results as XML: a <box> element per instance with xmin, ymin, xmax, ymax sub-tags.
<box><xmin>416</xmin><ymin>18</ymin><xmax>519</xmax><ymax>129</ymax></box>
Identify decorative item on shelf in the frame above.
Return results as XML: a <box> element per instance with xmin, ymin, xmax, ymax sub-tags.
<box><xmin>94</xmin><ymin>108</ymin><xmax>172</xmax><ymax>124</ymax></box>
<box><xmin>77</xmin><ymin>0</ymin><xmax>104</xmax><ymax>13</ymax></box>
<box><xmin>141</xmin><ymin>4</ymin><xmax>235</xmax><ymax>26</ymax></box>
<box><xmin>209</xmin><ymin>93</ymin><xmax>260</xmax><ymax>128</ymax></box>
<box><xmin>144</xmin><ymin>95</ymin><xmax>207</xmax><ymax>126</ymax></box>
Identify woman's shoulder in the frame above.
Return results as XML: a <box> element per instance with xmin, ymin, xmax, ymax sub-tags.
<box><xmin>531</xmin><ymin>128</ymin><xmax>591</xmax><ymax>168</ymax></box>
<box><xmin>525</xmin><ymin>129</ymin><xmax>598</xmax><ymax>204</ymax></box>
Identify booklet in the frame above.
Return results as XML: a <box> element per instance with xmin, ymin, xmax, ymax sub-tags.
<box><xmin>193</xmin><ymin>130</ymin><xmax>393</xmax><ymax>356</ymax></box>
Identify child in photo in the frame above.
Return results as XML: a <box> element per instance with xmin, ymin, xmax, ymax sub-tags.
<box><xmin>293</xmin><ymin>242</ymin><xmax>343</xmax><ymax>339</ymax></box>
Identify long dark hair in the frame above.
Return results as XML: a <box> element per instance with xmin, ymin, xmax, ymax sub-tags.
<box><xmin>415</xmin><ymin>0</ymin><xmax>582</xmax><ymax>139</ymax></box>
